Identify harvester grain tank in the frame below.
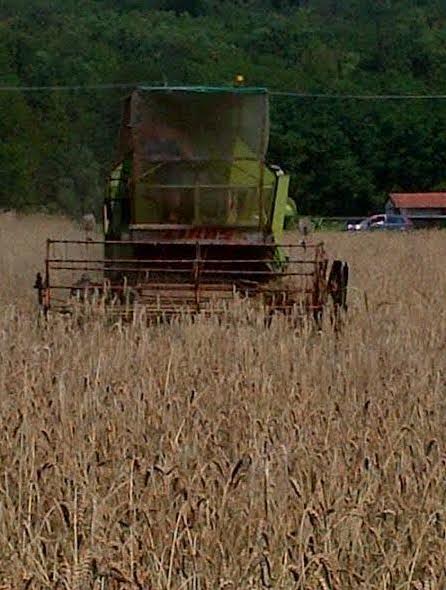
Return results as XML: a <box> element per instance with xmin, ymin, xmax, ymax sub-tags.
<box><xmin>36</xmin><ymin>86</ymin><xmax>348</xmax><ymax>319</ymax></box>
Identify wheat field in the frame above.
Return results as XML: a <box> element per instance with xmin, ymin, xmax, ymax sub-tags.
<box><xmin>0</xmin><ymin>213</ymin><xmax>445</xmax><ymax>589</ymax></box>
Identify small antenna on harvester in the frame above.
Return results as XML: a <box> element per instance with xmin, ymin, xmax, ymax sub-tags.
<box><xmin>81</xmin><ymin>213</ymin><xmax>96</xmax><ymax>242</ymax></box>
<box><xmin>298</xmin><ymin>217</ymin><xmax>314</xmax><ymax>237</ymax></box>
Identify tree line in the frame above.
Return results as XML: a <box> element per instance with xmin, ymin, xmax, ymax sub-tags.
<box><xmin>1</xmin><ymin>0</ymin><xmax>446</xmax><ymax>216</ymax></box>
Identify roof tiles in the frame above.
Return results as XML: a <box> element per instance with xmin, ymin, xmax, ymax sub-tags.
<box><xmin>390</xmin><ymin>192</ymin><xmax>446</xmax><ymax>209</ymax></box>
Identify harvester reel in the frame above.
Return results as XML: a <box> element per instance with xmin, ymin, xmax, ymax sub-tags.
<box><xmin>70</xmin><ymin>273</ymin><xmax>96</xmax><ymax>301</ymax></box>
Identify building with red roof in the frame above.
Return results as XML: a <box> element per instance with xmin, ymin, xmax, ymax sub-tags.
<box><xmin>386</xmin><ymin>192</ymin><xmax>446</xmax><ymax>226</ymax></box>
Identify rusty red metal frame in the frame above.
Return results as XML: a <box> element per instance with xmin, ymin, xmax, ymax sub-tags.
<box><xmin>37</xmin><ymin>239</ymin><xmax>329</xmax><ymax>318</ymax></box>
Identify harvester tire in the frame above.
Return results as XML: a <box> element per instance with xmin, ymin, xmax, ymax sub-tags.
<box><xmin>328</xmin><ymin>260</ymin><xmax>349</xmax><ymax>315</ymax></box>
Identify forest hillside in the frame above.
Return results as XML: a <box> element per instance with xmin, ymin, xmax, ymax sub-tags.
<box><xmin>2</xmin><ymin>0</ymin><xmax>446</xmax><ymax>215</ymax></box>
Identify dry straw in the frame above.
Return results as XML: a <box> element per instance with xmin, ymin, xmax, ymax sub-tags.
<box><xmin>0</xmin><ymin>214</ymin><xmax>446</xmax><ymax>589</ymax></box>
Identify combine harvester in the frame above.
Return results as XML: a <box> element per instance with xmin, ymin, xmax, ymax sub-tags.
<box><xmin>35</xmin><ymin>86</ymin><xmax>348</xmax><ymax>321</ymax></box>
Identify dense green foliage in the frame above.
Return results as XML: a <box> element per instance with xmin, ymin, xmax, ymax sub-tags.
<box><xmin>1</xmin><ymin>0</ymin><xmax>446</xmax><ymax>216</ymax></box>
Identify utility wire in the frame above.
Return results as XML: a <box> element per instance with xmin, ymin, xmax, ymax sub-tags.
<box><xmin>0</xmin><ymin>83</ymin><xmax>145</xmax><ymax>91</ymax></box>
<box><xmin>1</xmin><ymin>83</ymin><xmax>446</xmax><ymax>100</ymax></box>
<box><xmin>270</xmin><ymin>91</ymin><xmax>446</xmax><ymax>100</ymax></box>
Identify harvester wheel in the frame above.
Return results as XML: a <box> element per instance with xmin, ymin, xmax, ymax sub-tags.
<box><xmin>328</xmin><ymin>260</ymin><xmax>349</xmax><ymax>324</ymax></box>
<box><xmin>34</xmin><ymin>272</ymin><xmax>44</xmax><ymax>306</ymax></box>
<box><xmin>34</xmin><ymin>272</ymin><xmax>49</xmax><ymax>318</ymax></box>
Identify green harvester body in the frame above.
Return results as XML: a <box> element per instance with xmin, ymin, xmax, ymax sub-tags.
<box><xmin>104</xmin><ymin>86</ymin><xmax>292</xmax><ymax>264</ymax></box>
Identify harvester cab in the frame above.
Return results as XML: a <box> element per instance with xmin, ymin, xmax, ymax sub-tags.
<box><xmin>36</xmin><ymin>86</ymin><xmax>348</xmax><ymax>320</ymax></box>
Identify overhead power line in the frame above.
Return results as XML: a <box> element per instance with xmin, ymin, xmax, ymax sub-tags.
<box><xmin>1</xmin><ymin>83</ymin><xmax>446</xmax><ymax>100</ymax></box>
<box><xmin>270</xmin><ymin>91</ymin><xmax>446</xmax><ymax>100</ymax></box>
<box><xmin>0</xmin><ymin>83</ymin><xmax>143</xmax><ymax>91</ymax></box>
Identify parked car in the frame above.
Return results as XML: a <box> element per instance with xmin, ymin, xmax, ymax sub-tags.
<box><xmin>347</xmin><ymin>214</ymin><xmax>413</xmax><ymax>232</ymax></box>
